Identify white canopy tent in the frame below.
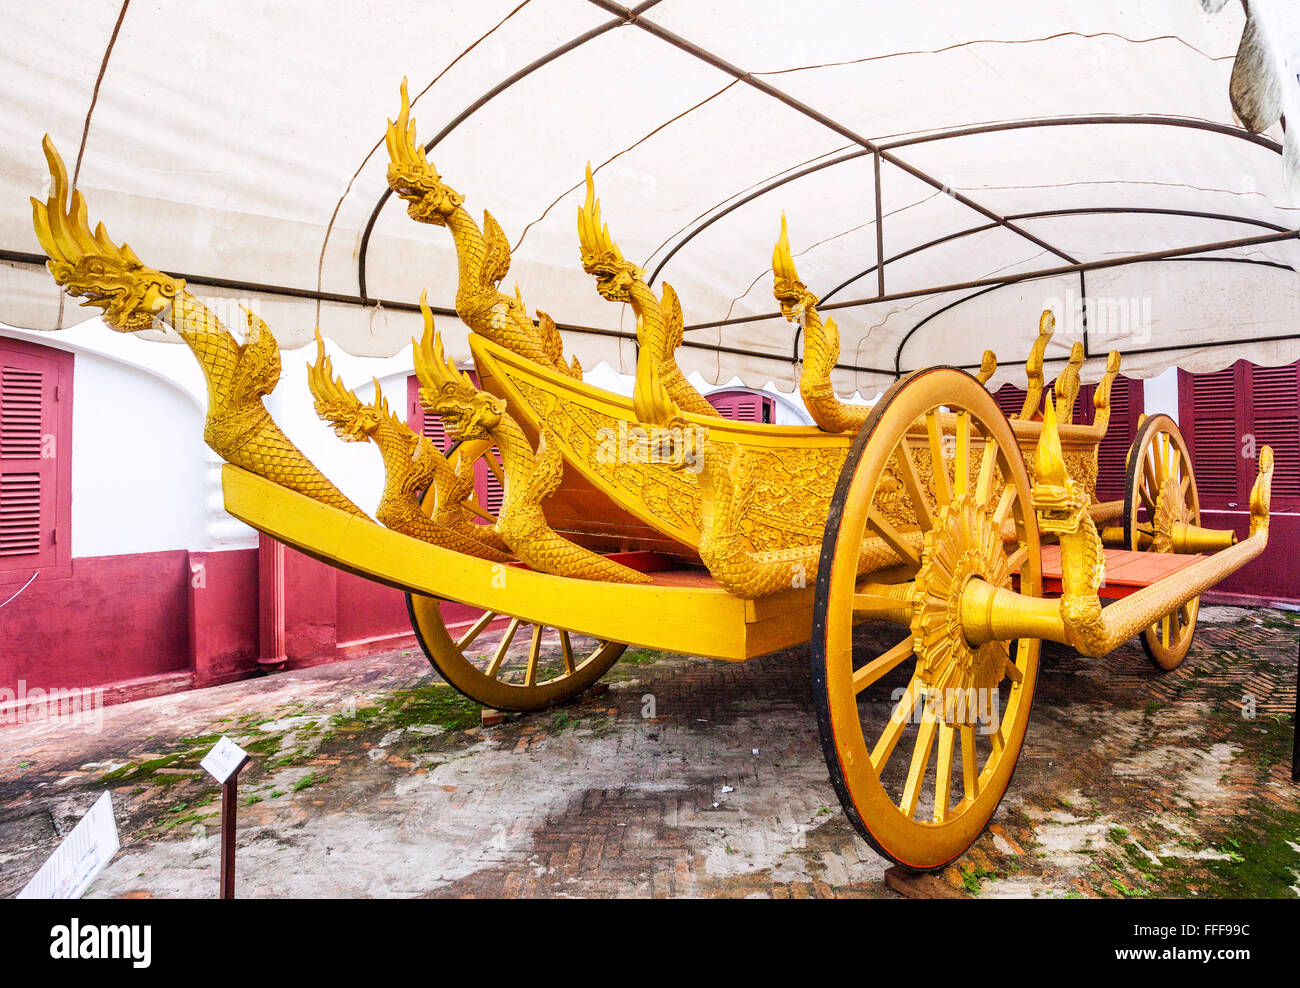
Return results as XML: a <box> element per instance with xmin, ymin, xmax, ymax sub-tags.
<box><xmin>2</xmin><ymin>0</ymin><xmax>1298</xmax><ymax>397</ymax></box>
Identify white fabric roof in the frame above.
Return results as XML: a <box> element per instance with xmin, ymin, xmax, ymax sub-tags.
<box><xmin>2</xmin><ymin>0</ymin><xmax>1298</xmax><ymax>395</ymax></box>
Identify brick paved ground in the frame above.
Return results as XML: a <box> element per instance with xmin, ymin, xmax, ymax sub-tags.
<box><xmin>0</xmin><ymin>605</ymin><xmax>1296</xmax><ymax>898</ymax></box>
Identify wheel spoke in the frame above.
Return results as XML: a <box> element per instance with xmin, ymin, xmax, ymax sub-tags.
<box><xmin>993</xmin><ymin>483</ymin><xmax>1017</xmax><ymax>526</ymax></box>
<box><xmin>456</xmin><ymin>610</ymin><xmax>498</xmax><ymax>650</ymax></box>
<box><xmin>933</xmin><ymin>724</ymin><xmax>955</xmax><ymax>823</ymax></box>
<box><xmin>1143</xmin><ymin>453</ymin><xmax>1159</xmax><ymax>502</ymax></box>
<box><xmin>954</xmin><ymin>411</ymin><xmax>970</xmax><ymax>497</ymax></box>
<box><xmin>484</xmin><ymin>617</ymin><xmax>521</xmax><ymax>678</ymax></box>
<box><xmin>1001</xmin><ymin>644</ymin><xmax>1024</xmax><ymax>684</ymax></box>
<box><xmin>975</xmin><ymin>438</ymin><xmax>998</xmax><ymax>503</ymax></box>
<box><xmin>559</xmin><ymin>630</ymin><xmax>576</xmax><ymax>674</ymax></box>
<box><xmin>1162</xmin><ymin>614</ymin><xmax>1172</xmax><ymax>649</ymax></box>
<box><xmin>900</xmin><ymin>705</ymin><xmax>938</xmax><ymax>818</ymax></box>
<box><xmin>485</xmin><ymin>450</ymin><xmax>506</xmax><ymax>485</ymax></box>
<box><xmin>524</xmin><ymin>623</ymin><xmax>544</xmax><ymax>686</ymax></box>
<box><xmin>926</xmin><ymin>411</ymin><xmax>951</xmax><ymax>507</ymax></box>
<box><xmin>1180</xmin><ymin>472</ymin><xmax>1192</xmax><ymax>497</ymax></box>
<box><xmin>989</xmin><ymin>718</ymin><xmax>1006</xmax><ymax>761</ymax></box>
<box><xmin>871</xmin><ymin>676</ymin><xmax>920</xmax><ymax>771</ymax></box>
<box><xmin>1005</xmin><ymin>544</ymin><xmax>1028</xmax><ymax>574</ymax></box>
<box><xmin>867</xmin><ymin>509</ymin><xmax>921</xmax><ymax>570</ymax></box>
<box><xmin>893</xmin><ymin>444</ymin><xmax>935</xmax><ymax>532</ymax></box>
<box><xmin>960</xmin><ymin>724</ymin><xmax>979</xmax><ymax>803</ymax></box>
<box><xmin>853</xmin><ymin>637</ymin><xmax>916</xmax><ymax>694</ymax></box>
<box><xmin>854</xmin><ymin>581</ymin><xmax>916</xmax><ymax>613</ymax></box>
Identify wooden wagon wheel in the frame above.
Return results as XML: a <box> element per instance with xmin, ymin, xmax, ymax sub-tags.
<box><xmin>1123</xmin><ymin>414</ymin><xmax>1201</xmax><ymax>670</ymax></box>
<box><xmin>813</xmin><ymin>367</ymin><xmax>1043</xmax><ymax>871</ymax></box>
<box><xmin>406</xmin><ymin>438</ymin><xmax>626</xmax><ymax>711</ymax></box>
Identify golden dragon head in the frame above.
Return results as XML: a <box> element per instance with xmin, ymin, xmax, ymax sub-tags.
<box><xmin>413</xmin><ymin>292</ymin><xmax>505</xmax><ymax>443</ymax></box>
<box><xmin>385</xmin><ymin>79</ymin><xmax>465</xmax><ymax>227</ymax></box>
<box><xmin>1032</xmin><ymin>390</ymin><xmax>1091</xmax><ymax>535</ymax></box>
<box><xmin>31</xmin><ymin>136</ymin><xmax>184</xmax><ymax>332</ymax></box>
<box><xmin>771</xmin><ymin>214</ymin><xmax>818</xmax><ymax>324</ymax></box>
<box><xmin>577</xmin><ymin>164</ymin><xmax>643</xmax><ymax>302</ymax></box>
<box><xmin>308</xmin><ymin>330</ymin><xmax>398</xmax><ymax>442</ymax></box>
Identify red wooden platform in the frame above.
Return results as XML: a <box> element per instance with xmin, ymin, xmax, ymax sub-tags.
<box><xmin>1039</xmin><ymin>546</ymin><xmax>1204</xmax><ymax>599</ymax></box>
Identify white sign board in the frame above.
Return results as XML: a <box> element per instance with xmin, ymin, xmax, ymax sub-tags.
<box><xmin>199</xmin><ymin>736</ymin><xmax>249</xmax><ymax>784</ymax></box>
<box><xmin>18</xmin><ymin>792</ymin><xmax>120</xmax><ymax>899</ymax></box>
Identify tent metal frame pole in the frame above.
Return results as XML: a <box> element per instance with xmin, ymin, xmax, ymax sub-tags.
<box><xmin>892</xmin><ymin>254</ymin><xmax>1298</xmax><ymax>376</ymax></box>
<box><xmin>355</xmin><ymin>0</ymin><xmax>666</xmax><ymax>298</ymax></box>
<box><xmin>645</xmin><ymin>117</ymin><xmax>1281</xmax><ymax>286</ymax></box>
<box><xmin>0</xmin><ymin>248</ymin><xmax>848</xmax><ymax>369</ymax></box>
<box><xmin>585</xmin><ymin>0</ymin><xmax>1079</xmax><ymax>267</ymax></box>
<box><xmin>940</xmin><ymin>328</ymin><xmax>1300</xmax><ymax>376</ymax></box>
<box><xmin>817</xmin><ymin>205</ymin><xmax>1295</xmax><ymax>306</ymax></box>
<box><xmin>680</xmin><ymin>228</ymin><xmax>1300</xmax><ymax>333</ymax></box>
<box><xmin>873</xmin><ymin>151</ymin><xmax>885</xmax><ymax>296</ymax></box>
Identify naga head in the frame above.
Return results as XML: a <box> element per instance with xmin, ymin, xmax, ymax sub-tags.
<box><xmin>413</xmin><ymin>292</ymin><xmax>505</xmax><ymax>443</ymax></box>
<box><xmin>1032</xmin><ymin>390</ymin><xmax>1091</xmax><ymax>535</ymax></box>
<box><xmin>771</xmin><ymin>214</ymin><xmax>818</xmax><ymax>324</ymax></box>
<box><xmin>308</xmin><ymin>330</ymin><xmax>393</xmax><ymax>442</ymax></box>
<box><xmin>385</xmin><ymin>79</ymin><xmax>464</xmax><ymax>226</ymax></box>
<box><xmin>31</xmin><ymin>136</ymin><xmax>184</xmax><ymax>332</ymax></box>
<box><xmin>578</xmin><ymin>164</ymin><xmax>643</xmax><ymax>302</ymax></box>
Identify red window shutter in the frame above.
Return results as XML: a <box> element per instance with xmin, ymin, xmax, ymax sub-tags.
<box><xmin>408</xmin><ymin>371</ymin><xmax>503</xmax><ymax>518</ymax></box>
<box><xmin>475</xmin><ymin>454</ymin><xmax>505</xmax><ymax>518</ymax></box>
<box><xmin>706</xmin><ymin>390</ymin><xmax>774</xmax><ymax>423</ymax></box>
<box><xmin>1247</xmin><ymin>363</ymin><xmax>1300</xmax><ymax>504</ymax></box>
<box><xmin>1181</xmin><ymin>365</ymin><xmax>1243</xmax><ymax>508</ymax></box>
<box><xmin>407</xmin><ymin>374</ymin><xmax>449</xmax><ymax>453</ymax></box>
<box><xmin>992</xmin><ymin>383</ymin><xmax>1026</xmax><ymax>420</ymax></box>
<box><xmin>1092</xmin><ymin>376</ymin><xmax>1143</xmax><ymax>502</ymax></box>
<box><xmin>0</xmin><ymin>341</ymin><xmax>71</xmax><ymax>574</ymax></box>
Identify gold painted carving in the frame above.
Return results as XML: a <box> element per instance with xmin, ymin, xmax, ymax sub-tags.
<box><xmin>1029</xmin><ymin>394</ymin><xmax>1276</xmax><ymax>656</ymax></box>
<box><xmin>1017</xmin><ymin>311</ymin><xmax>1055</xmax><ymax>420</ymax></box>
<box><xmin>911</xmin><ymin>495</ymin><xmax>1019</xmax><ymax>711</ymax></box>
<box><xmin>307</xmin><ymin>329</ymin><xmax>510</xmax><ymax>561</ymax></box>
<box><xmin>413</xmin><ymin>303</ymin><xmax>650</xmax><ymax>584</ymax></box>
<box><xmin>386</xmin><ymin>81</ymin><xmax>580</xmax><ymax>377</ymax></box>
<box><xmin>501</xmin><ymin>369</ymin><xmax>846</xmax><ymax>553</ymax></box>
<box><xmin>32</xmin><ymin>137</ymin><xmax>365</xmax><ymax>517</ymax></box>
<box><xmin>576</xmin><ymin>166</ymin><xmax>719</xmax><ymax>423</ymax></box>
<box><xmin>772</xmin><ymin>215</ymin><xmax>869</xmax><ymax>434</ymax></box>
<box><xmin>694</xmin><ymin>435</ymin><xmax>919</xmax><ymax>599</ymax></box>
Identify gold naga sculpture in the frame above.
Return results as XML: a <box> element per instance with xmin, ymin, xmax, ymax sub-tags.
<box><xmin>306</xmin><ymin>328</ymin><xmax>510</xmax><ymax>562</ymax></box>
<box><xmin>411</xmin><ymin>302</ymin><xmax>651</xmax><ymax>586</ymax></box>
<box><xmin>26</xmin><ymin>81</ymin><xmax>1277</xmax><ymax>872</ymax></box>
<box><xmin>30</xmin><ymin>137</ymin><xmax>364</xmax><ymax>518</ymax></box>
<box><xmin>575</xmin><ymin>165</ymin><xmax>720</xmax><ymax>424</ymax></box>
<box><xmin>385</xmin><ymin>80</ymin><xmax>579</xmax><ymax>379</ymax></box>
<box><xmin>772</xmin><ymin>215</ymin><xmax>869</xmax><ymax>433</ymax></box>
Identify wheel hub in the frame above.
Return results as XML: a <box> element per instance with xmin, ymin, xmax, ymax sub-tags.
<box><xmin>910</xmin><ymin>495</ymin><xmax>1013</xmax><ymax>722</ymax></box>
<box><xmin>1151</xmin><ymin>476</ymin><xmax>1187</xmax><ymax>554</ymax></box>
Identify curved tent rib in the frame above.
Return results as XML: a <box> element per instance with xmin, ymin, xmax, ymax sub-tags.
<box><xmin>0</xmin><ymin>0</ymin><xmax>1295</xmax><ymax>387</ymax></box>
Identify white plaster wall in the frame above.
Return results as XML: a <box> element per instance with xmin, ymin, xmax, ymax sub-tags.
<box><xmin>1</xmin><ymin>320</ymin><xmax>221</xmax><ymax>557</ymax></box>
<box><xmin>69</xmin><ymin>350</ymin><xmax>214</xmax><ymax>557</ymax></box>
<box><xmin>1141</xmin><ymin>366</ymin><xmax>1180</xmax><ymax>424</ymax></box>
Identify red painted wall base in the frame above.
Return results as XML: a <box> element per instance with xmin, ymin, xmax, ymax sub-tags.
<box><xmin>0</xmin><ymin>542</ymin><xmax>419</xmax><ymax>714</ymax></box>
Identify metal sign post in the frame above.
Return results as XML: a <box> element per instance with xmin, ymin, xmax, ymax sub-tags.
<box><xmin>201</xmin><ymin>737</ymin><xmax>251</xmax><ymax>899</ymax></box>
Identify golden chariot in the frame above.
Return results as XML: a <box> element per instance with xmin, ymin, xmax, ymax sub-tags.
<box><xmin>28</xmin><ymin>84</ymin><xmax>1275</xmax><ymax>872</ymax></box>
